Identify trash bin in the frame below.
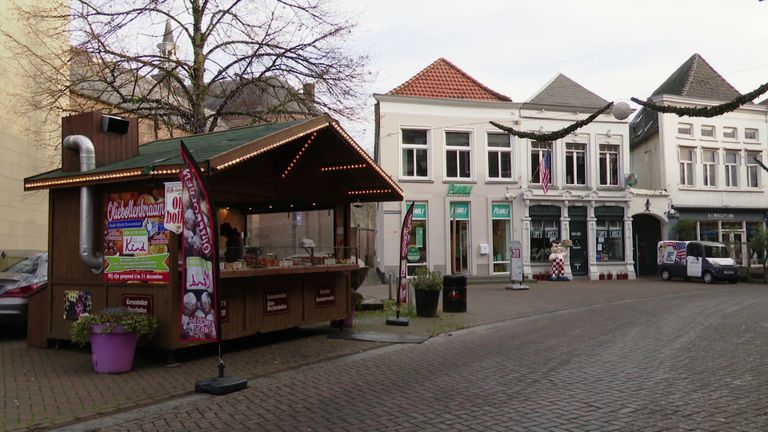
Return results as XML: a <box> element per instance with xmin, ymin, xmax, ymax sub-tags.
<box><xmin>442</xmin><ymin>274</ymin><xmax>467</xmax><ymax>313</ymax></box>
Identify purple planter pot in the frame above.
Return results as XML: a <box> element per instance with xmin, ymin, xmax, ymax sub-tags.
<box><xmin>90</xmin><ymin>324</ymin><xmax>138</xmax><ymax>374</ymax></box>
<box><xmin>342</xmin><ymin>306</ymin><xmax>355</xmax><ymax>328</ymax></box>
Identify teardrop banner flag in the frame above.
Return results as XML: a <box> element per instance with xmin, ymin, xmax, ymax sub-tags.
<box><xmin>398</xmin><ymin>202</ymin><xmax>416</xmax><ymax>305</ymax></box>
<box><xmin>179</xmin><ymin>141</ymin><xmax>220</xmax><ymax>342</ymax></box>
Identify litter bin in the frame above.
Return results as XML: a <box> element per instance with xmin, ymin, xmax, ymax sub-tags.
<box><xmin>442</xmin><ymin>274</ymin><xmax>467</xmax><ymax>313</ymax></box>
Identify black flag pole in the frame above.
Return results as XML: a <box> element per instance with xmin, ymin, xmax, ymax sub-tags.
<box><xmin>179</xmin><ymin>140</ymin><xmax>247</xmax><ymax>395</ymax></box>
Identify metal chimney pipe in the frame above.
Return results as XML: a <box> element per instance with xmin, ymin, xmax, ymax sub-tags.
<box><xmin>63</xmin><ymin>135</ymin><xmax>103</xmax><ymax>273</ymax></box>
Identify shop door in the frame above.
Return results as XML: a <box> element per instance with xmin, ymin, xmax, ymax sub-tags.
<box><xmin>569</xmin><ymin>221</ymin><xmax>588</xmax><ymax>276</ymax></box>
<box><xmin>450</xmin><ymin>220</ymin><xmax>469</xmax><ymax>274</ymax></box>
<box><xmin>723</xmin><ymin>231</ymin><xmax>745</xmax><ymax>266</ymax></box>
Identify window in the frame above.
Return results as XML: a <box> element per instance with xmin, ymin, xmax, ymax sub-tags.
<box><xmin>701</xmin><ymin>125</ymin><xmax>715</xmax><ymax>138</ymax></box>
<box><xmin>745</xmin><ymin>128</ymin><xmax>759</xmax><ymax>141</ymax></box>
<box><xmin>678</xmin><ymin>123</ymin><xmax>693</xmax><ymax>136</ymax></box>
<box><xmin>530</xmin><ymin>219</ymin><xmax>559</xmax><ymax>263</ymax></box>
<box><xmin>747</xmin><ymin>152</ymin><xmax>761</xmax><ymax>188</ymax></box>
<box><xmin>724</xmin><ymin>151</ymin><xmax>739</xmax><ymax>187</ymax></box>
<box><xmin>598</xmin><ymin>144</ymin><xmax>619</xmax><ymax>186</ymax></box>
<box><xmin>595</xmin><ymin>207</ymin><xmax>624</xmax><ymax>262</ymax></box>
<box><xmin>723</xmin><ymin>127</ymin><xmax>737</xmax><ymax>140</ymax></box>
<box><xmin>445</xmin><ymin>131</ymin><xmax>471</xmax><ymax>179</ymax></box>
<box><xmin>487</xmin><ymin>133</ymin><xmax>512</xmax><ymax>180</ymax></box>
<box><xmin>679</xmin><ymin>147</ymin><xmax>695</xmax><ymax>186</ymax></box>
<box><xmin>491</xmin><ymin>203</ymin><xmax>511</xmax><ymax>273</ymax></box>
<box><xmin>565</xmin><ymin>143</ymin><xmax>586</xmax><ymax>185</ymax></box>
<box><xmin>405</xmin><ymin>202</ymin><xmax>428</xmax><ymax>276</ymax></box>
<box><xmin>401</xmin><ymin>129</ymin><xmax>428</xmax><ymax>178</ymax></box>
<box><xmin>702</xmin><ymin>149</ymin><xmax>717</xmax><ymax>187</ymax></box>
<box><xmin>529</xmin><ymin>141</ymin><xmax>552</xmax><ymax>185</ymax></box>
<box><xmin>700</xmin><ymin>221</ymin><xmax>718</xmax><ymax>242</ymax></box>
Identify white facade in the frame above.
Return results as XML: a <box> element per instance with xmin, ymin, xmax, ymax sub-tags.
<box><xmin>375</xmin><ymin>95</ymin><xmax>635</xmax><ymax>280</ymax></box>
<box><xmin>631</xmin><ymin>95</ymin><xmax>768</xmax><ymax>266</ymax></box>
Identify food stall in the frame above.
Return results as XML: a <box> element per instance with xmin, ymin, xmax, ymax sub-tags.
<box><xmin>24</xmin><ymin>112</ymin><xmax>402</xmax><ymax>351</ymax></box>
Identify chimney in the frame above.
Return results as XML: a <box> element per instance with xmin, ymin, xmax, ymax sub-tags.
<box><xmin>62</xmin><ymin>112</ymin><xmax>139</xmax><ymax>172</ymax></box>
<box><xmin>302</xmin><ymin>83</ymin><xmax>315</xmax><ymax>105</ymax></box>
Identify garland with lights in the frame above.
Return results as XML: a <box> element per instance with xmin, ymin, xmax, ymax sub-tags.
<box><xmin>631</xmin><ymin>81</ymin><xmax>768</xmax><ymax>118</ymax></box>
<box><xmin>490</xmin><ymin>102</ymin><xmax>613</xmax><ymax>142</ymax></box>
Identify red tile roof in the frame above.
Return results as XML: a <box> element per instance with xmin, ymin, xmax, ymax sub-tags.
<box><xmin>387</xmin><ymin>58</ymin><xmax>511</xmax><ymax>101</ymax></box>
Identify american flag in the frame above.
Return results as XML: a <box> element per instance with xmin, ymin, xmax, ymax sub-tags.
<box><xmin>672</xmin><ymin>241</ymin><xmax>687</xmax><ymax>261</ymax></box>
<box><xmin>539</xmin><ymin>152</ymin><xmax>551</xmax><ymax>193</ymax></box>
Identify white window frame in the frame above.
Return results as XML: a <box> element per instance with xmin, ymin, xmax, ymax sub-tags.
<box><xmin>529</xmin><ymin>141</ymin><xmax>552</xmax><ymax>186</ymax></box>
<box><xmin>700</xmin><ymin>125</ymin><xmax>716</xmax><ymax>139</ymax></box>
<box><xmin>679</xmin><ymin>147</ymin><xmax>695</xmax><ymax>187</ymax></box>
<box><xmin>445</xmin><ymin>130</ymin><xmax>472</xmax><ymax>180</ymax></box>
<box><xmin>724</xmin><ymin>150</ymin><xmax>739</xmax><ymax>188</ymax></box>
<box><xmin>400</xmin><ymin>128</ymin><xmax>430</xmax><ymax>180</ymax></box>
<box><xmin>723</xmin><ymin>126</ymin><xmax>738</xmax><ymax>140</ymax></box>
<box><xmin>747</xmin><ymin>152</ymin><xmax>761</xmax><ymax>188</ymax></box>
<box><xmin>486</xmin><ymin>131</ymin><xmax>513</xmax><ymax>181</ymax></box>
<box><xmin>702</xmin><ymin>149</ymin><xmax>718</xmax><ymax>187</ymax></box>
<box><xmin>745</xmin><ymin>128</ymin><xmax>759</xmax><ymax>141</ymax></box>
<box><xmin>677</xmin><ymin>122</ymin><xmax>693</xmax><ymax>137</ymax></box>
<box><xmin>598</xmin><ymin>144</ymin><xmax>620</xmax><ymax>186</ymax></box>
<box><xmin>565</xmin><ymin>143</ymin><xmax>587</xmax><ymax>186</ymax></box>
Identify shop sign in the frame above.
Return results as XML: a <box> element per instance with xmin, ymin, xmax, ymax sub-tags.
<box><xmin>219</xmin><ymin>297</ymin><xmax>228</xmax><ymax>323</ymax></box>
<box><xmin>121</xmin><ymin>294</ymin><xmax>153</xmax><ymax>315</ymax></box>
<box><xmin>491</xmin><ymin>203</ymin><xmax>511</xmax><ymax>219</ymax></box>
<box><xmin>265</xmin><ymin>289</ymin><xmax>289</xmax><ymax>315</ymax></box>
<box><xmin>315</xmin><ymin>286</ymin><xmax>336</xmax><ymax>307</ymax></box>
<box><xmin>447</xmin><ymin>183</ymin><xmax>473</xmax><ymax>197</ymax></box>
<box><xmin>164</xmin><ymin>182</ymin><xmax>183</xmax><ymax>234</ymax></box>
<box><xmin>707</xmin><ymin>213</ymin><xmax>735</xmax><ymax>220</ymax></box>
<box><xmin>407</xmin><ymin>246</ymin><xmax>421</xmax><ymax>262</ymax></box>
<box><xmin>449</xmin><ymin>202</ymin><xmax>470</xmax><ymax>220</ymax></box>
<box><xmin>103</xmin><ymin>191</ymin><xmax>170</xmax><ymax>284</ymax></box>
<box><xmin>406</xmin><ymin>202</ymin><xmax>428</xmax><ymax>220</ymax></box>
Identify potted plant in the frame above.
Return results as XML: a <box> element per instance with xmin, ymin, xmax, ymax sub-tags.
<box><xmin>71</xmin><ymin>307</ymin><xmax>159</xmax><ymax>374</ymax></box>
<box><xmin>412</xmin><ymin>266</ymin><xmax>442</xmax><ymax>317</ymax></box>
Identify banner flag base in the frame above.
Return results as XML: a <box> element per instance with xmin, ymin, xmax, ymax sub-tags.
<box><xmin>386</xmin><ymin>316</ymin><xmax>410</xmax><ymax>326</ymax></box>
<box><xmin>505</xmin><ymin>282</ymin><xmax>529</xmax><ymax>291</ymax></box>
<box><xmin>195</xmin><ymin>376</ymin><xmax>248</xmax><ymax>395</ymax></box>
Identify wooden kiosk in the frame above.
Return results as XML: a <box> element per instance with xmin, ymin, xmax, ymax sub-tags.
<box><xmin>24</xmin><ymin>113</ymin><xmax>402</xmax><ymax>351</ymax></box>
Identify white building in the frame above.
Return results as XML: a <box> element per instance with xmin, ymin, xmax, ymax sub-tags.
<box><xmin>629</xmin><ymin>53</ymin><xmax>768</xmax><ymax>274</ymax></box>
<box><xmin>374</xmin><ymin>58</ymin><xmax>635</xmax><ymax>281</ymax></box>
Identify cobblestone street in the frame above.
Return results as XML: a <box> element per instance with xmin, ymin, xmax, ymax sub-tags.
<box><xmin>59</xmin><ymin>281</ymin><xmax>768</xmax><ymax>432</ymax></box>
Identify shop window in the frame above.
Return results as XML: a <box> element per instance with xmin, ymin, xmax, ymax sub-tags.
<box><xmin>679</xmin><ymin>147</ymin><xmax>695</xmax><ymax>186</ymax></box>
<box><xmin>530</xmin><ymin>219</ymin><xmax>559</xmax><ymax>263</ymax></box>
<box><xmin>724</xmin><ymin>151</ymin><xmax>739</xmax><ymax>187</ymax></box>
<box><xmin>747</xmin><ymin>152</ymin><xmax>761</xmax><ymax>188</ymax></box>
<box><xmin>599</xmin><ymin>144</ymin><xmax>619</xmax><ymax>186</ymax></box>
<box><xmin>702</xmin><ymin>149</ymin><xmax>717</xmax><ymax>187</ymax></box>
<box><xmin>699</xmin><ymin>221</ymin><xmax>718</xmax><ymax>242</ymax></box>
<box><xmin>401</xmin><ymin>129</ymin><xmax>429</xmax><ymax>179</ymax></box>
<box><xmin>487</xmin><ymin>132</ymin><xmax>513</xmax><ymax>180</ymax></box>
<box><xmin>595</xmin><ymin>207</ymin><xmax>624</xmax><ymax>262</ymax></box>
<box><xmin>565</xmin><ymin>143</ymin><xmax>586</xmax><ymax>185</ymax></box>
<box><xmin>747</xmin><ymin>222</ymin><xmax>764</xmax><ymax>265</ymax></box>
<box><xmin>405</xmin><ymin>202</ymin><xmax>428</xmax><ymax>276</ymax></box>
<box><xmin>491</xmin><ymin>203</ymin><xmax>511</xmax><ymax>273</ymax></box>
<box><xmin>445</xmin><ymin>131</ymin><xmax>471</xmax><ymax>179</ymax></box>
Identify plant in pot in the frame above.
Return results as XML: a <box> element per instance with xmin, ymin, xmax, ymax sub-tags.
<box><xmin>412</xmin><ymin>266</ymin><xmax>442</xmax><ymax>317</ymax></box>
<box><xmin>71</xmin><ymin>307</ymin><xmax>159</xmax><ymax>374</ymax></box>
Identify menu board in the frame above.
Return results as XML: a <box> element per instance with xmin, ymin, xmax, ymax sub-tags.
<box><xmin>103</xmin><ymin>191</ymin><xmax>170</xmax><ymax>283</ymax></box>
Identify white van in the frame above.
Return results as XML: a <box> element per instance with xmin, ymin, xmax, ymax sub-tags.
<box><xmin>657</xmin><ymin>240</ymin><xmax>738</xmax><ymax>284</ymax></box>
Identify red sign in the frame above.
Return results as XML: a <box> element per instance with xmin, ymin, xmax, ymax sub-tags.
<box><xmin>121</xmin><ymin>294</ymin><xmax>153</xmax><ymax>315</ymax></box>
<box><xmin>314</xmin><ymin>287</ymin><xmax>336</xmax><ymax>307</ymax></box>
<box><xmin>265</xmin><ymin>289</ymin><xmax>289</xmax><ymax>315</ymax></box>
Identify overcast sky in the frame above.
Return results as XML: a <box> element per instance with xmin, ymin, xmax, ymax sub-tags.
<box><xmin>335</xmin><ymin>0</ymin><xmax>768</xmax><ymax>151</ymax></box>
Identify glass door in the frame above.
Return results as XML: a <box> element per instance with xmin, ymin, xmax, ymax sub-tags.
<box><xmin>449</xmin><ymin>202</ymin><xmax>470</xmax><ymax>274</ymax></box>
<box><xmin>722</xmin><ymin>229</ymin><xmax>745</xmax><ymax>266</ymax></box>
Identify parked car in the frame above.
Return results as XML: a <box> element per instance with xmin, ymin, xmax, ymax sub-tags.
<box><xmin>0</xmin><ymin>251</ymin><xmax>48</xmax><ymax>327</ymax></box>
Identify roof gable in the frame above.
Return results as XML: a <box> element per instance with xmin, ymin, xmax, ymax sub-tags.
<box><xmin>650</xmin><ymin>53</ymin><xmax>741</xmax><ymax>101</ymax></box>
<box><xmin>523</xmin><ymin>73</ymin><xmax>608</xmax><ymax>110</ymax></box>
<box><xmin>387</xmin><ymin>58</ymin><xmax>511</xmax><ymax>101</ymax></box>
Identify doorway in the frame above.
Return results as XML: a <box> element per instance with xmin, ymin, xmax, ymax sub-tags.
<box><xmin>632</xmin><ymin>214</ymin><xmax>662</xmax><ymax>276</ymax></box>
<box><xmin>450</xmin><ymin>220</ymin><xmax>469</xmax><ymax>274</ymax></box>
<box><xmin>722</xmin><ymin>230</ymin><xmax>745</xmax><ymax>266</ymax></box>
<box><xmin>568</xmin><ymin>206</ymin><xmax>588</xmax><ymax>276</ymax></box>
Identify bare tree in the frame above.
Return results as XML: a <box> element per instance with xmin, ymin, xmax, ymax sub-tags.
<box><xmin>3</xmin><ymin>0</ymin><xmax>371</xmax><ymax>134</ymax></box>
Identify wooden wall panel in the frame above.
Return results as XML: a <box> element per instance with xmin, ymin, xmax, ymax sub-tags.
<box><xmin>50</xmin><ymin>283</ymin><xmax>106</xmax><ymax>341</ymax></box>
<box><xmin>49</xmin><ymin>189</ymin><xmax>103</xmax><ymax>284</ymax></box>
<box><xmin>62</xmin><ymin>111</ymin><xmax>139</xmax><ymax>172</ymax></box>
<box><xmin>303</xmin><ymin>273</ymin><xmax>350</xmax><ymax>323</ymax></box>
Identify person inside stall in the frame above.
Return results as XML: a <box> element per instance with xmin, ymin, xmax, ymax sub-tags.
<box><xmin>220</xmin><ymin>222</ymin><xmax>244</xmax><ymax>263</ymax></box>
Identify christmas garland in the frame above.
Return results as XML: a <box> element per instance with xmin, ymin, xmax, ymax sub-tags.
<box><xmin>631</xmin><ymin>81</ymin><xmax>768</xmax><ymax>118</ymax></box>
<box><xmin>489</xmin><ymin>102</ymin><xmax>613</xmax><ymax>141</ymax></box>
